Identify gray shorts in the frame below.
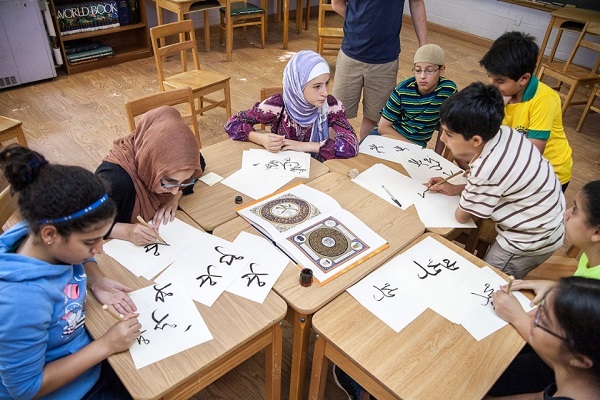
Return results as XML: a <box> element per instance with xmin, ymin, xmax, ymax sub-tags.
<box><xmin>333</xmin><ymin>50</ymin><xmax>398</xmax><ymax>121</ymax></box>
<box><xmin>483</xmin><ymin>241</ymin><xmax>555</xmax><ymax>279</ymax></box>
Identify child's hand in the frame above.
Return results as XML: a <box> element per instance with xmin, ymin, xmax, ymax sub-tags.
<box><xmin>426</xmin><ymin>177</ymin><xmax>464</xmax><ymax>196</ymax></box>
<box><xmin>281</xmin><ymin>139</ymin><xmax>320</xmax><ymax>153</ymax></box>
<box><xmin>261</xmin><ymin>133</ymin><xmax>284</xmax><ymax>152</ymax></box>
<box><xmin>492</xmin><ymin>289</ymin><xmax>524</xmax><ymax>324</ymax></box>
<box><xmin>102</xmin><ymin>315</ymin><xmax>141</xmax><ymax>354</ymax></box>
<box><xmin>501</xmin><ymin>279</ymin><xmax>556</xmax><ymax>307</ymax></box>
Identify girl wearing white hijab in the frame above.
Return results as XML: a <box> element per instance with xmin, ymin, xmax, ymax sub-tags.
<box><xmin>225</xmin><ymin>50</ymin><xmax>359</xmax><ymax>161</ymax></box>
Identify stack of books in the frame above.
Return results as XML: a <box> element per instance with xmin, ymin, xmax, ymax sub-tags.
<box><xmin>65</xmin><ymin>40</ymin><xmax>114</xmax><ymax>65</ymax></box>
<box><xmin>55</xmin><ymin>0</ymin><xmax>120</xmax><ymax>35</ymax></box>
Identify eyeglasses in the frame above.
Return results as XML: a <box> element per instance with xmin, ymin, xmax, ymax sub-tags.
<box><xmin>412</xmin><ymin>67</ymin><xmax>440</xmax><ymax>76</ymax></box>
<box><xmin>534</xmin><ymin>295</ymin><xmax>567</xmax><ymax>341</ymax></box>
<box><xmin>160</xmin><ymin>177</ymin><xmax>196</xmax><ymax>189</ymax></box>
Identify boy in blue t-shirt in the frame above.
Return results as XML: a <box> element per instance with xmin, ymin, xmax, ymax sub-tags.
<box><xmin>370</xmin><ymin>44</ymin><xmax>457</xmax><ymax>147</ymax></box>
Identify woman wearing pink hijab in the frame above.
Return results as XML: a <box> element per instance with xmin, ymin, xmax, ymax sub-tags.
<box><xmin>225</xmin><ymin>50</ymin><xmax>359</xmax><ymax>161</ymax></box>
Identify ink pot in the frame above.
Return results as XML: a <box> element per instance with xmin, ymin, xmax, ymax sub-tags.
<box><xmin>299</xmin><ymin>268</ymin><xmax>313</xmax><ymax>287</ymax></box>
<box><xmin>234</xmin><ymin>195</ymin><xmax>243</xmax><ymax>204</ymax></box>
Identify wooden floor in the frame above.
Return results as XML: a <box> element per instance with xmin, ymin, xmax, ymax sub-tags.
<box><xmin>1</xmin><ymin>11</ymin><xmax>599</xmax><ymax>400</ymax></box>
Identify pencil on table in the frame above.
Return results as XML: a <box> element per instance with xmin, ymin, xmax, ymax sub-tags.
<box><xmin>102</xmin><ymin>304</ymin><xmax>125</xmax><ymax>322</ymax></box>
<box><xmin>506</xmin><ymin>275</ymin><xmax>515</xmax><ymax>295</ymax></box>
<box><xmin>136</xmin><ymin>215</ymin><xmax>168</xmax><ymax>245</ymax></box>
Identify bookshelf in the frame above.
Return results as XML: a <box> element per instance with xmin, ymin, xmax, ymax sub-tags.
<box><xmin>49</xmin><ymin>0</ymin><xmax>152</xmax><ymax>74</ymax></box>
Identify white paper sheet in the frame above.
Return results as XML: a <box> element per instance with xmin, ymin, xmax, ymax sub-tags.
<box><xmin>347</xmin><ymin>264</ymin><xmax>428</xmax><ymax>332</ymax></box>
<box><xmin>103</xmin><ymin>218</ymin><xmax>207</xmax><ymax>279</ymax></box>
<box><xmin>221</xmin><ymin>169</ymin><xmax>293</xmax><ymax>199</ymax></box>
<box><xmin>359</xmin><ymin>135</ymin><xmax>423</xmax><ymax>162</ymax></box>
<box><xmin>352</xmin><ymin>163</ymin><xmax>476</xmax><ymax>228</ymax></box>
<box><xmin>155</xmin><ymin>234</ymin><xmax>248</xmax><ymax>306</ymax></box>
<box><xmin>198</xmin><ymin>171</ymin><xmax>223</xmax><ymax>186</ymax></box>
<box><xmin>241</xmin><ymin>149</ymin><xmax>311</xmax><ymax>178</ymax></box>
<box><xmin>394</xmin><ymin>148</ymin><xmax>467</xmax><ymax>185</ymax></box>
<box><xmin>225</xmin><ymin>231</ymin><xmax>289</xmax><ymax>303</ymax></box>
<box><xmin>458</xmin><ymin>266</ymin><xmax>535</xmax><ymax>341</ymax></box>
<box><xmin>128</xmin><ymin>279</ymin><xmax>213</xmax><ymax>369</ymax></box>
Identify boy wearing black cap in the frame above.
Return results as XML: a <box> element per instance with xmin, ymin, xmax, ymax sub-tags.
<box><xmin>370</xmin><ymin>44</ymin><xmax>457</xmax><ymax>147</ymax></box>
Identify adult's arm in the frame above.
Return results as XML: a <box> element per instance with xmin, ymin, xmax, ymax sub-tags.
<box><xmin>408</xmin><ymin>0</ymin><xmax>428</xmax><ymax>46</ymax></box>
<box><xmin>331</xmin><ymin>0</ymin><xmax>347</xmax><ymax>17</ymax></box>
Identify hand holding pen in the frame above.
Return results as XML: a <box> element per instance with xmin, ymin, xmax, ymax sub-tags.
<box><xmin>426</xmin><ymin>171</ymin><xmax>465</xmax><ymax>196</ymax></box>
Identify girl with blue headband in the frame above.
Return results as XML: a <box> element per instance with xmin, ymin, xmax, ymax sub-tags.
<box><xmin>0</xmin><ymin>145</ymin><xmax>140</xmax><ymax>399</ymax></box>
<box><xmin>225</xmin><ymin>50</ymin><xmax>359</xmax><ymax>161</ymax></box>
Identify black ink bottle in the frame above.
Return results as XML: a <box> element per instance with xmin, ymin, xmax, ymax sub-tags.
<box><xmin>299</xmin><ymin>268</ymin><xmax>313</xmax><ymax>287</ymax></box>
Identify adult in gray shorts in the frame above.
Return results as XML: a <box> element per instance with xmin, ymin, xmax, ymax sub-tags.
<box><xmin>332</xmin><ymin>0</ymin><xmax>427</xmax><ymax>140</ymax></box>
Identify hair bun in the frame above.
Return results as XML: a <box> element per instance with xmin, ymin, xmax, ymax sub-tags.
<box><xmin>0</xmin><ymin>145</ymin><xmax>48</xmax><ymax>191</ymax></box>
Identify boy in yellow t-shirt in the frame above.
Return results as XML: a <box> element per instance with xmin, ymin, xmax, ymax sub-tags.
<box><xmin>480</xmin><ymin>31</ymin><xmax>573</xmax><ymax>191</ymax></box>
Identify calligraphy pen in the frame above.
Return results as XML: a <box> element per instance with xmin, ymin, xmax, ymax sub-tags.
<box><xmin>102</xmin><ymin>304</ymin><xmax>125</xmax><ymax>322</ymax></box>
<box><xmin>506</xmin><ymin>275</ymin><xmax>515</xmax><ymax>295</ymax></box>
<box><xmin>423</xmin><ymin>170</ymin><xmax>464</xmax><ymax>194</ymax></box>
<box><xmin>136</xmin><ymin>215</ymin><xmax>170</xmax><ymax>246</ymax></box>
<box><xmin>381</xmin><ymin>185</ymin><xmax>402</xmax><ymax>208</ymax></box>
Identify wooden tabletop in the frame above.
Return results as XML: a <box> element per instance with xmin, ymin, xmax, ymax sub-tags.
<box><xmin>85</xmin><ymin>211</ymin><xmax>287</xmax><ymax>399</ymax></box>
<box><xmin>178</xmin><ymin>139</ymin><xmax>329</xmax><ymax>231</ymax></box>
<box><xmin>311</xmin><ymin>233</ymin><xmax>526</xmax><ymax>400</ymax></box>
<box><xmin>213</xmin><ymin>171</ymin><xmax>425</xmax><ymax>314</ymax></box>
<box><xmin>324</xmin><ymin>152</ymin><xmax>457</xmax><ymax>238</ymax></box>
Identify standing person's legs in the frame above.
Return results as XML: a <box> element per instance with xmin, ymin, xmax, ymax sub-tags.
<box><xmin>360</xmin><ymin>59</ymin><xmax>398</xmax><ymax>140</ymax></box>
<box><xmin>484</xmin><ymin>241</ymin><xmax>555</xmax><ymax>279</ymax></box>
<box><xmin>333</xmin><ymin>50</ymin><xmax>365</xmax><ymax>120</ymax></box>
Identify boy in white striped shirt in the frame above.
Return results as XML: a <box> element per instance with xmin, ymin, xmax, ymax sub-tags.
<box><xmin>428</xmin><ymin>82</ymin><xmax>565</xmax><ymax>279</ymax></box>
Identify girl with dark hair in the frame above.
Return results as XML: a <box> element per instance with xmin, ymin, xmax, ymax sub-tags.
<box><xmin>492</xmin><ymin>277</ymin><xmax>600</xmax><ymax>399</ymax></box>
<box><xmin>0</xmin><ymin>145</ymin><xmax>140</xmax><ymax>399</ymax></box>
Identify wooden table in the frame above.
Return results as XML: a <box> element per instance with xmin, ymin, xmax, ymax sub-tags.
<box><xmin>324</xmin><ymin>153</ymin><xmax>459</xmax><ymax>238</ymax></box>
<box><xmin>154</xmin><ymin>0</ymin><xmax>297</xmax><ymax>51</ymax></box>
<box><xmin>536</xmin><ymin>7</ymin><xmax>600</xmax><ymax>73</ymax></box>
<box><xmin>212</xmin><ymin>172</ymin><xmax>425</xmax><ymax>400</ymax></box>
<box><xmin>178</xmin><ymin>139</ymin><xmax>329</xmax><ymax>231</ymax></box>
<box><xmin>85</xmin><ymin>212</ymin><xmax>288</xmax><ymax>399</ymax></box>
<box><xmin>308</xmin><ymin>233</ymin><xmax>527</xmax><ymax>400</ymax></box>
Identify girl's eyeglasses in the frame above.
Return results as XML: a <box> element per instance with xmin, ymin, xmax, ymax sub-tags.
<box><xmin>534</xmin><ymin>294</ymin><xmax>567</xmax><ymax>341</ymax></box>
<box><xmin>160</xmin><ymin>177</ymin><xmax>196</xmax><ymax>189</ymax></box>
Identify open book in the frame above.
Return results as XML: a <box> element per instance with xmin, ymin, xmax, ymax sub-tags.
<box><xmin>236</xmin><ymin>183</ymin><xmax>389</xmax><ymax>285</ymax></box>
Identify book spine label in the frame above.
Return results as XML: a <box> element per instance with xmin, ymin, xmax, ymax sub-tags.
<box><xmin>56</xmin><ymin>1</ymin><xmax>120</xmax><ymax>34</ymax></box>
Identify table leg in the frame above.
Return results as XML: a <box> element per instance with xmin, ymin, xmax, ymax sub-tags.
<box><xmin>265</xmin><ymin>321</ymin><xmax>283</xmax><ymax>400</ymax></box>
<box><xmin>308</xmin><ymin>335</ymin><xmax>328</xmax><ymax>400</ymax></box>
<box><xmin>283</xmin><ymin>0</ymin><xmax>289</xmax><ymax>49</ymax></box>
<box><xmin>296</xmin><ymin>0</ymin><xmax>302</xmax><ymax>34</ymax></box>
<box><xmin>288</xmin><ymin>309</ymin><xmax>312</xmax><ymax>400</ymax></box>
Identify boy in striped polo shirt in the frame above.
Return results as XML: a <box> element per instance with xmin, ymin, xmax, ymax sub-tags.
<box><xmin>370</xmin><ymin>44</ymin><xmax>457</xmax><ymax>147</ymax></box>
<box><xmin>428</xmin><ymin>82</ymin><xmax>565</xmax><ymax>279</ymax></box>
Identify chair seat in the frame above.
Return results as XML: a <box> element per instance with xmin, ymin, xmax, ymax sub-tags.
<box><xmin>220</xmin><ymin>3</ymin><xmax>264</xmax><ymax>16</ymax></box>
<box><xmin>164</xmin><ymin>70</ymin><xmax>230</xmax><ymax>92</ymax></box>
<box><xmin>543</xmin><ymin>61</ymin><xmax>600</xmax><ymax>82</ymax></box>
<box><xmin>189</xmin><ymin>0</ymin><xmax>221</xmax><ymax>12</ymax></box>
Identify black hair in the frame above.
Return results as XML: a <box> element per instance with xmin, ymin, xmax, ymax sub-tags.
<box><xmin>0</xmin><ymin>144</ymin><xmax>116</xmax><ymax>237</ymax></box>
<box><xmin>553</xmin><ymin>277</ymin><xmax>600</xmax><ymax>379</ymax></box>
<box><xmin>580</xmin><ymin>180</ymin><xmax>600</xmax><ymax>228</ymax></box>
<box><xmin>439</xmin><ymin>82</ymin><xmax>504</xmax><ymax>141</ymax></box>
<box><xmin>479</xmin><ymin>31</ymin><xmax>539</xmax><ymax>81</ymax></box>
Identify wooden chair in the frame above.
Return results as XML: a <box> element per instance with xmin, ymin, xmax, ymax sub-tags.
<box><xmin>0</xmin><ymin>116</ymin><xmax>28</xmax><ymax>147</ymax></box>
<box><xmin>0</xmin><ymin>187</ymin><xmax>18</xmax><ymax>233</ymax></box>
<box><xmin>316</xmin><ymin>0</ymin><xmax>343</xmax><ymax>57</ymax></box>
<box><xmin>538</xmin><ymin>21</ymin><xmax>600</xmax><ymax>116</ymax></box>
<box><xmin>219</xmin><ymin>0</ymin><xmax>267</xmax><ymax>62</ymax></box>
<box><xmin>125</xmin><ymin>88</ymin><xmax>202</xmax><ymax>148</ymax></box>
<box><xmin>149</xmin><ymin>20</ymin><xmax>232</xmax><ymax>120</ymax></box>
<box><xmin>576</xmin><ymin>83</ymin><xmax>600</xmax><ymax>131</ymax></box>
<box><xmin>259</xmin><ymin>86</ymin><xmax>283</xmax><ymax>130</ymax></box>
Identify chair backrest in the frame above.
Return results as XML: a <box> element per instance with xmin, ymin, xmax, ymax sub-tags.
<box><xmin>150</xmin><ymin>20</ymin><xmax>201</xmax><ymax>90</ymax></box>
<box><xmin>259</xmin><ymin>86</ymin><xmax>283</xmax><ymax>130</ymax></box>
<box><xmin>561</xmin><ymin>21</ymin><xmax>600</xmax><ymax>74</ymax></box>
<box><xmin>125</xmin><ymin>87</ymin><xmax>202</xmax><ymax>147</ymax></box>
<box><xmin>317</xmin><ymin>0</ymin><xmax>344</xmax><ymax>56</ymax></box>
<box><xmin>0</xmin><ymin>187</ymin><xmax>18</xmax><ymax>233</ymax></box>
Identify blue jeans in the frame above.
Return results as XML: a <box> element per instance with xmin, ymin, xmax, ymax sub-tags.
<box><xmin>82</xmin><ymin>361</ymin><xmax>131</xmax><ymax>400</ymax></box>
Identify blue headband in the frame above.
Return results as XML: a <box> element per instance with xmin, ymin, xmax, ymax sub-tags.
<box><xmin>37</xmin><ymin>194</ymin><xmax>109</xmax><ymax>225</ymax></box>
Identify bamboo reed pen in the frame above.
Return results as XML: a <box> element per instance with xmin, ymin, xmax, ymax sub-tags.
<box><xmin>506</xmin><ymin>275</ymin><xmax>515</xmax><ymax>295</ymax></box>
<box><xmin>136</xmin><ymin>215</ymin><xmax>168</xmax><ymax>245</ymax></box>
<box><xmin>102</xmin><ymin>304</ymin><xmax>125</xmax><ymax>322</ymax></box>
<box><xmin>425</xmin><ymin>170</ymin><xmax>464</xmax><ymax>193</ymax></box>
